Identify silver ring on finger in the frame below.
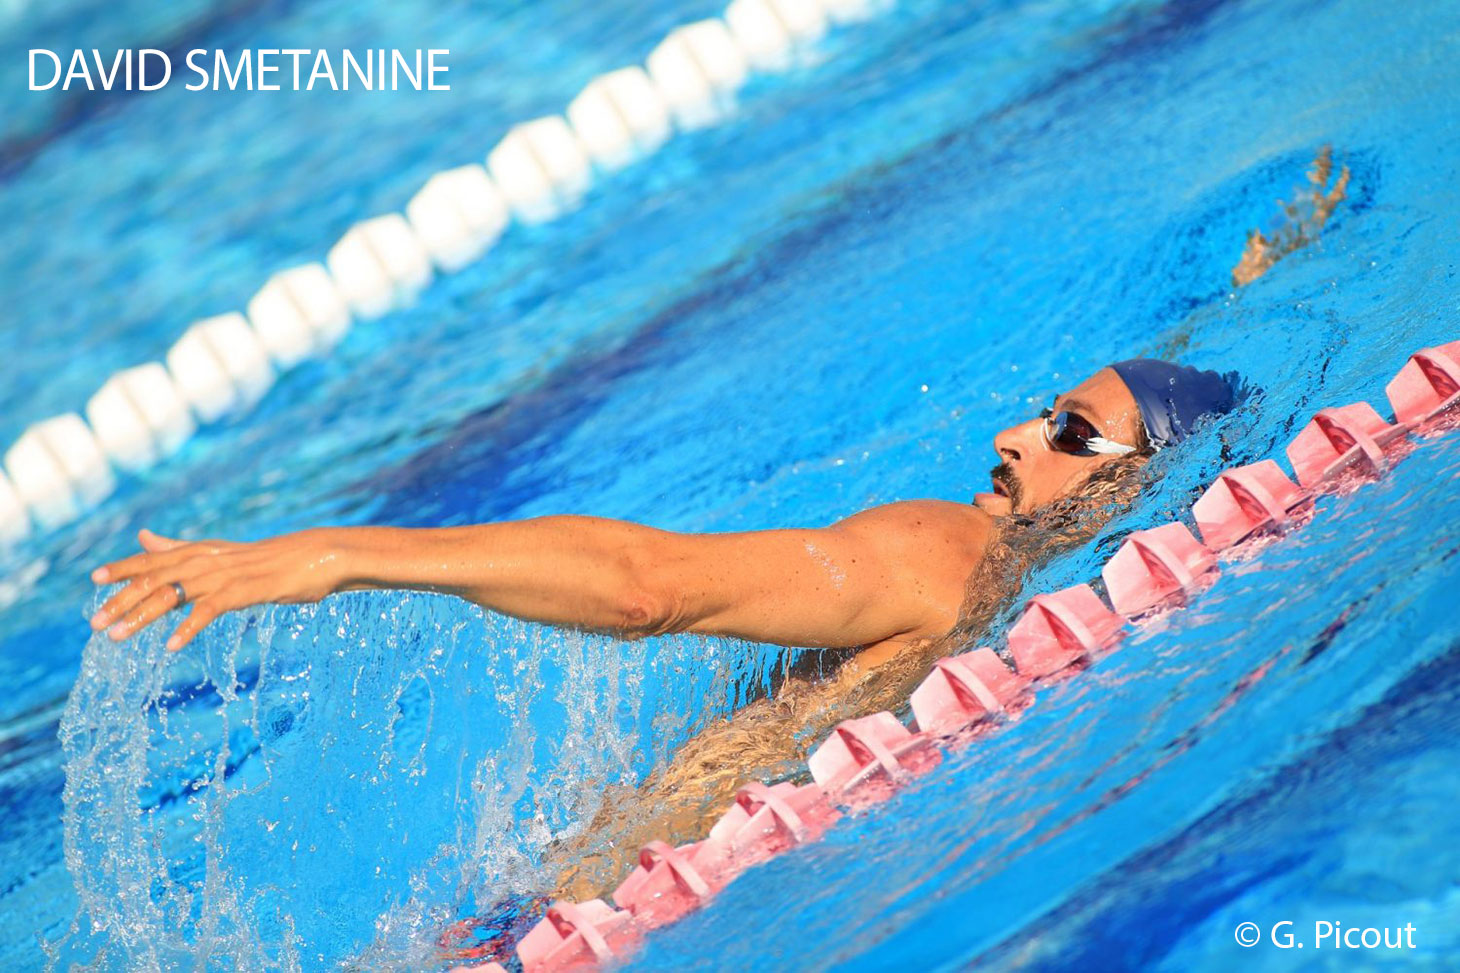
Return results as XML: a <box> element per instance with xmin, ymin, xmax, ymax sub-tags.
<box><xmin>171</xmin><ymin>581</ymin><xmax>187</xmax><ymax>607</ymax></box>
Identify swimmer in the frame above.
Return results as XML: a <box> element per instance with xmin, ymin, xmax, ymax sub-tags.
<box><xmin>87</xmin><ymin>149</ymin><xmax>1337</xmax><ymax>910</ymax></box>
<box><xmin>87</xmin><ymin>359</ymin><xmax>1234</xmax><ymax>898</ymax></box>
<box><xmin>89</xmin><ymin>362</ymin><xmax>1232</xmax><ymax>660</ymax></box>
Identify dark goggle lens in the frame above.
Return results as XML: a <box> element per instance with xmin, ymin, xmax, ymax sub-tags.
<box><xmin>1040</xmin><ymin>408</ymin><xmax>1100</xmax><ymax>454</ymax></box>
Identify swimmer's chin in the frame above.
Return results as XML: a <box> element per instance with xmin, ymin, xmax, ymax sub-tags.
<box><xmin>972</xmin><ymin>492</ymin><xmax>1014</xmax><ymax>516</ymax></box>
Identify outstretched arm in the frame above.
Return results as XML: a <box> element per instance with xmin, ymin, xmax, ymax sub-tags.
<box><xmin>90</xmin><ymin>502</ymin><xmax>989</xmax><ymax>653</ymax></box>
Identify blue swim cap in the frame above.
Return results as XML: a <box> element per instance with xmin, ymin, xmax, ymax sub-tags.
<box><xmin>1109</xmin><ymin>358</ymin><xmax>1236</xmax><ymax>449</ymax></box>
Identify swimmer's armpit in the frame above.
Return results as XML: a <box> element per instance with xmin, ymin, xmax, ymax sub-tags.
<box><xmin>1232</xmin><ymin>145</ymin><xmax>1350</xmax><ymax>287</ymax></box>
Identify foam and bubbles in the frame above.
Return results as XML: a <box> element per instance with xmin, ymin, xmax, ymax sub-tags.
<box><xmin>54</xmin><ymin>589</ymin><xmax>785</xmax><ymax>969</ymax></box>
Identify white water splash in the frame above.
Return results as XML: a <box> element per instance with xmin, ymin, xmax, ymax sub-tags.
<box><xmin>52</xmin><ymin>589</ymin><xmax>784</xmax><ymax>970</ymax></box>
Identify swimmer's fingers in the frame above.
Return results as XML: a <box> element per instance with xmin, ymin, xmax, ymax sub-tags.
<box><xmin>92</xmin><ymin>570</ymin><xmax>169</xmax><ymax>633</ymax></box>
<box><xmin>92</xmin><ymin>546</ymin><xmax>186</xmax><ymax>586</ymax></box>
<box><xmin>1308</xmin><ymin>146</ymin><xmax>1333</xmax><ymax>188</ymax></box>
<box><xmin>138</xmin><ymin>527</ymin><xmax>186</xmax><ymax>554</ymax></box>
<box><xmin>165</xmin><ymin>599</ymin><xmax>228</xmax><ymax>652</ymax></box>
<box><xmin>92</xmin><ymin>529</ymin><xmax>237</xmax><ymax>585</ymax></box>
<box><xmin>91</xmin><ymin>530</ymin><xmax>246</xmax><ymax>628</ymax></box>
<box><xmin>90</xmin><ymin>549</ymin><xmax>243</xmax><ymax>633</ymax></box>
<box><xmin>164</xmin><ymin>579</ymin><xmax>275</xmax><ymax>652</ymax></box>
<box><xmin>91</xmin><ymin>558</ymin><xmax>198</xmax><ymax>631</ymax></box>
<box><xmin>98</xmin><ymin>562</ymin><xmax>245</xmax><ymax>646</ymax></box>
<box><xmin>1324</xmin><ymin>165</ymin><xmax>1351</xmax><ymax>209</ymax></box>
<box><xmin>101</xmin><ymin>580</ymin><xmax>188</xmax><ymax>643</ymax></box>
<box><xmin>92</xmin><ymin>530</ymin><xmax>339</xmax><ymax>650</ymax></box>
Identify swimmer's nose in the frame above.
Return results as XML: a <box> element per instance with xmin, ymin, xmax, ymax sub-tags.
<box><xmin>994</xmin><ymin>418</ymin><xmax>1042</xmax><ymax>463</ymax></box>
<box><xmin>994</xmin><ymin>427</ymin><xmax>1020</xmax><ymax>462</ymax></box>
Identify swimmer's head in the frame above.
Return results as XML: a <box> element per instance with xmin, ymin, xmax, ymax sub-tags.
<box><xmin>974</xmin><ymin>359</ymin><xmax>1236</xmax><ymax>516</ymax></box>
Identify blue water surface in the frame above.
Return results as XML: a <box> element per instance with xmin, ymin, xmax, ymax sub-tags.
<box><xmin>2</xmin><ymin>0</ymin><xmax>1459</xmax><ymax>969</ymax></box>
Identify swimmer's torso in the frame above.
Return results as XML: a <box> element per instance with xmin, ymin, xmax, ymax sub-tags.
<box><xmin>552</xmin><ymin>500</ymin><xmax>995</xmax><ymax>898</ymax></box>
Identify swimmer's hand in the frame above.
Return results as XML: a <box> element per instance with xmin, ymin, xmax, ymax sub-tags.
<box><xmin>1231</xmin><ymin>145</ymin><xmax>1350</xmax><ymax>287</ymax></box>
<box><xmin>89</xmin><ymin>528</ymin><xmax>341</xmax><ymax>651</ymax></box>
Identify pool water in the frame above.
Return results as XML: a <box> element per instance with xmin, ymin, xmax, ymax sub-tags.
<box><xmin>3</xmin><ymin>0</ymin><xmax>1460</xmax><ymax>968</ymax></box>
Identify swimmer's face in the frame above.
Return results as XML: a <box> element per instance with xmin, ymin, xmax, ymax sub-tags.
<box><xmin>973</xmin><ymin>367</ymin><xmax>1147</xmax><ymax>516</ymax></box>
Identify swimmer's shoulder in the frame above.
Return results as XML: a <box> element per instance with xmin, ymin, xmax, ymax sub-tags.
<box><xmin>833</xmin><ymin>499</ymin><xmax>994</xmax><ymax>564</ymax></box>
<box><xmin>833</xmin><ymin>500</ymin><xmax>992</xmax><ymax>643</ymax></box>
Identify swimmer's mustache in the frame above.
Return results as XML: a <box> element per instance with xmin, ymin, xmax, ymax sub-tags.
<box><xmin>989</xmin><ymin>463</ymin><xmax>1023</xmax><ymax>506</ymax></box>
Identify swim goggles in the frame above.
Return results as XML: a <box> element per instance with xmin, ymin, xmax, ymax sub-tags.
<box><xmin>1039</xmin><ymin>407</ymin><xmax>1137</xmax><ymax>456</ymax></box>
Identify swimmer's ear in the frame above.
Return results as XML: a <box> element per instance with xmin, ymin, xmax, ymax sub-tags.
<box><xmin>138</xmin><ymin>528</ymin><xmax>184</xmax><ymax>553</ymax></box>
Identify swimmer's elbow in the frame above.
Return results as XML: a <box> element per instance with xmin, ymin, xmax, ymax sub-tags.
<box><xmin>614</xmin><ymin>585</ymin><xmax>690</xmax><ymax>640</ymax></box>
<box><xmin>612</xmin><ymin>546</ymin><xmax>693</xmax><ymax>640</ymax></box>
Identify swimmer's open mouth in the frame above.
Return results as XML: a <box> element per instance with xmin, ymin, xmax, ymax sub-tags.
<box><xmin>984</xmin><ymin>463</ymin><xmax>1019</xmax><ymax>508</ymax></box>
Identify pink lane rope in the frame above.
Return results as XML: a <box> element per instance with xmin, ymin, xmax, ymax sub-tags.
<box><xmin>449</xmin><ymin>339</ymin><xmax>1460</xmax><ymax>973</ymax></box>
